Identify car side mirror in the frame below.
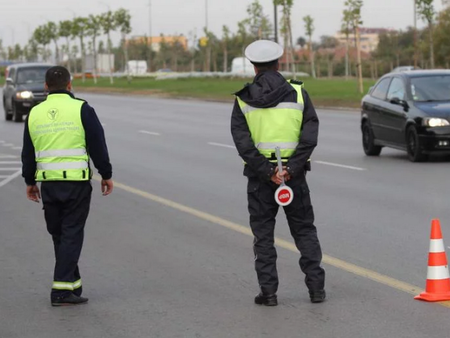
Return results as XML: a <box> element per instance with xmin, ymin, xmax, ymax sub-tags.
<box><xmin>6</xmin><ymin>77</ymin><xmax>13</xmax><ymax>85</ymax></box>
<box><xmin>390</xmin><ymin>97</ymin><xmax>409</xmax><ymax>111</ymax></box>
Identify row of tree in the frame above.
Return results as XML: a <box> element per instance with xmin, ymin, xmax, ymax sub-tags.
<box><xmin>0</xmin><ymin>9</ymin><xmax>131</xmax><ymax>84</ymax></box>
<box><xmin>1</xmin><ymin>0</ymin><xmax>448</xmax><ymax>92</ymax></box>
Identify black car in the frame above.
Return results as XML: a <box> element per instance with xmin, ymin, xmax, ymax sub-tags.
<box><xmin>361</xmin><ymin>70</ymin><xmax>450</xmax><ymax>162</ymax></box>
<box><xmin>2</xmin><ymin>63</ymin><xmax>52</xmax><ymax>122</ymax></box>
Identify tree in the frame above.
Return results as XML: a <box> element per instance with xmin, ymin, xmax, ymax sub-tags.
<box><xmin>114</xmin><ymin>9</ymin><xmax>132</xmax><ymax>81</ymax></box>
<box><xmin>222</xmin><ymin>26</ymin><xmax>230</xmax><ymax>72</ymax></box>
<box><xmin>434</xmin><ymin>8</ymin><xmax>450</xmax><ymax>68</ymax></box>
<box><xmin>87</xmin><ymin>14</ymin><xmax>102</xmax><ymax>84</ymax></box>
<box><xmin>296</xmin><ymin>36</ymin><xmax>306</xmax><ymax>49</ymax></box>
<box><xmin>72</xmin><ymin>17</ymin><xmax>89</xmax><ymax>82</ymax></box>
<box><xmin>319</xmin><ymin>36</ymin><xmax>339</xmax><ymax>78</ymax></box>
<box><xmin>59</xmin><ymin>20</ymin><xmax>73</xmax><ymax>72</ymax></box>
<box><xmin>98</xmin><ymin>40</ymin><xmax>105</xmax><ymax>54</ymax></box>
<box><xmin>303</xmin><ymin>15</ymin><xmax>316</xmax><ymax>78</ymax></box>
<box><xmin>341</xmin><ymin>9</ymin><xmax>353</xmax><ymax>80</ymax></box>
<box><xmin>417</xmin><ymin>0</ymin><xmax>435</xmax><ymax>68</ymax></box>
<box><xmin>33</xmin><ymin>26</ymin><xmax>52</xmax><ymax>61</ymax></box>
<box><xmin>244</xmin><ymin>0</ymin><xmax>273</xmax><ymax>39</ymax></box>
<box><xmin>276</xmin><ymin>0</ymin><xmax>295</xmax><ymax>75</ymax></box>
<box><xmin>46</xmin><ymin>22</ymin><xmax>60</xmax><ymax>64</ymax></box>
<box><xmin>100</xmin><ymin>11</ymin><xmax>117</xmax><ymax>84</ymax></box>
<box><xmin>345</xmin><ymin>0</ymin><xmax>364</xmax><ymax>93</ymax></box>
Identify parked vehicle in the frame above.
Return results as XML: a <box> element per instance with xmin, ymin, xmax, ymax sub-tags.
<box><xmin>2</xmin><ymin>63</ymin><xmax>52</xmax><ymax>122</ymax></box>
<box><xmin>361</xmin><ymin>70</ymin><xmax>450</xmax><ymax>162</ymax></box>
<box><xmin>392</xmin><ymin>66</ymin><xmax>421</xmax><ymax>73</ymax></box>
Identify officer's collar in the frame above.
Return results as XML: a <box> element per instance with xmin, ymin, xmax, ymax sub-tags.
<box><xmin>48</xmin><ymin>90</ymin><xmax>75</xmax><ymax>98</ymax></box>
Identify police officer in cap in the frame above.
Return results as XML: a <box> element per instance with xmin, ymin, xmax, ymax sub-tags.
<box><xmin>231</xmin><ymin>40</ymin><xmax>325</xmax><ymax>306</ymax></box>
<box><xmin>22</xmin><ymin>66</ymin><xmax>113</xmax><ymax>306</ymax></box>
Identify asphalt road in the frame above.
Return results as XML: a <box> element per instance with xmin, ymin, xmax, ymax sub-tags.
<box><xmin>1</xmin><ymin>89</ymin><xmax>450</xmax><ymax>338</ymax></box>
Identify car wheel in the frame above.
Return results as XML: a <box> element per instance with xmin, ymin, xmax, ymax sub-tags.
<box><xmin>3</xmin><ymin>99</ymin><xmax>12</xmax><ymax>121</ymax></box>
<box><xmin>362</xmin><ymin>122</ymin><xmax>382</xmax><ymax>156</ymax></box>
<box><xmin>406</xmin><ymin>126</ymin><xmax>427</xmax><ymax>162</ymax></box>
<box><xmin>12</xmin><ymin>101</ymin><xmax>22</xmax><ymax>123</ymax></box>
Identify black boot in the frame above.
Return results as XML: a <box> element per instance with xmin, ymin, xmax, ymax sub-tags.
<box><xmin>51</xmin><ymin>294</ymin><xmax>89</xmax><ymax>307</ymax></box>
<box><xmin>309</xmin><ymin>290</ymin><xmax>326</xmax><ymax>303</ymax></box>
<box><xmin>254</xmin><ymin>293</ymin><xmax>278</xmax><ymax>306</ymax></box>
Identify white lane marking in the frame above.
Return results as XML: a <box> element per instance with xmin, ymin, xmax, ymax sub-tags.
<box><xmin>0</xmin><ymin>161</ymin><xmax>21</xmax><ymax>164</ymax></box>
<box><xmin>0</xmin><ymin>170</ymin><xmax>21</xmax><ymax>188</ymax></box>
<box><xmin>101</xmin><ymin>123</ymin><xmax>106</xmax><ymax>127</ymax></box>
<box><xmin>0</xmin><ymin>168</ymin><xmax>21</xmax><ymax>171</ymax></box>
<box><xmin>0</xmin><ymin>141</ymin><xmax>4</xmax><ymax>144</ymax></box>
<box><xmin>139</xmin><ymin>130</ymin><xmax>160</xmax><ymax>136</ymax></box>
<box><xmin>12</xmin><ymin>147</ymin><xmax>22</xmax><ymax>150</ymax></box>
<box><xmin>2</xmin><ymin>143</ymin><xmax>14</xmax><ymax>147</ymax></box>
<box><xmin>208</xmin><ymin>142</ymin><xmax>236</xmax><ymax>149</ymax></box>
<box><xmin>0</xmin><ymin>155</ymin><xmax>18</xmax><ymax>159</ymax></box>
<box><xmin>314</xmin><ymin>161</ymin><xmax>366</xmax><ymax>171</ymax></box>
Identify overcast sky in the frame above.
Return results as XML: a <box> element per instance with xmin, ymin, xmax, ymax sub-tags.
<box><xmin>0</xmin><ymin>0</ymin><xmax>447</xmax><ymax>47</ymax></box>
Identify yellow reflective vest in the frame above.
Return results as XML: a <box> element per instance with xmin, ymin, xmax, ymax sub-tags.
<box><xmin>236</xmin><ymin>82</ymin><xmax>304</xmax><ymax>162</ymax></box>
<box><xmin>28</xmin><ymin>93</ymin><xmax>90</xmax><ymax>181</ymax></box>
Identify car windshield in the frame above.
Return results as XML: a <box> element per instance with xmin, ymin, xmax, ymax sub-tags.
<box><xmin>16</xmin><ymin>67</ymin><xmax>49</xmax><ymax>85</ymax></box>
<box><xmin>411</xmin><ymin>75</ymin><xmax>450</xmax><ymax>102</ymax></box>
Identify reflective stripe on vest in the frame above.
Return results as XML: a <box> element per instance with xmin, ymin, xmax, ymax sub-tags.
<box><xmin>237</xmin><ymin>81</ymin><xmax>304</xmax><ymax>162</ymax></box>
<box><xmin>28</xmin><ymin>94</ymin><xmax>89</xmax><ymax>182</ymax></box>
<box><xmin>37</xmin><ymin>161</ymin><xmax>89</xmax><ymax>170</ymax></box>
<box><xmin>241</xmin><ymin>102</ymin><xmax>304</xmax><ymax>114</ymax></box>
<box><xmin>36</xmin><ymin>148</ymin><xmax>87</xmax><ymax>159</ymax></box>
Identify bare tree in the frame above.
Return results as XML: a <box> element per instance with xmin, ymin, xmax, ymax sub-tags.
<box><xmin>345</xmin><ymin>0</ymin><xmax>364</xmax><ymax>93</ymax></box>
<box><xmin>417</xmin><ymin>0</ymin><xmax>436</xmax><ymax>68</ymax></box>
<box><xmin>303</xmin><ymin>15</ymin><xmax>316</xmax><ymax>78</ymax></box>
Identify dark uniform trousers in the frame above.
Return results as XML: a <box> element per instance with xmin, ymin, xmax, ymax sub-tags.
<box><xmin>247</xmin><ymin>173</ymin><xmax>325</xmax><ymax>295</ymax></box>
<box><xmin>41</xmin><ymin>181</ymin><xmax>92</xmax><ymax>299</ymax></box>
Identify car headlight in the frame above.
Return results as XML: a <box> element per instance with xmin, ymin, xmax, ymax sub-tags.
<box><xmin>16</xmin><ymin>91</ymin><xmax>34</xmax><ymax>99</ymax></box>
<box><xmin>423</xmin><ymin>118</ymin><xmax>450</xmax><ymax>127</ymax></box>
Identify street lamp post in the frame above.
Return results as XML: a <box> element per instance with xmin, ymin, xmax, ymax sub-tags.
<box><xmin>274</xmin><ymin>3</ymin><xmax>278</xmax><ymax>43</ymax></box>
<box><xmin>414</xmin><ymin>0</ymin><xmax>418</xmax><ymax>68</ymax></box>
<box><xmin>148</xmin><ymin>0</ymin><xmax>153</xmax><ymax>72</ymax></box>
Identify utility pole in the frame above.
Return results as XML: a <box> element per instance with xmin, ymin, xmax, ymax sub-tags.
<box><xmin>205</xmin><ymin>0</ymin><xmax>211</xmax><ymax>72</ymax></box>
<box><xmin>205</xmin><ymin>0</ymin><xmax>208</xmax><ymax>31</ymax></box>
<box><xmin>414</xmin><ymin>0</ymin><xmax>418</xmax><ymax>68</ymax></box>
<box><xmin>274</xmin><ymin>3</ymin><xmax>278</xmax><ymax>43</ymax></box>
<box><xmin>148</xmin><ymin>0</ymin><xmax>152</xmax><ymax>72</ymax></box>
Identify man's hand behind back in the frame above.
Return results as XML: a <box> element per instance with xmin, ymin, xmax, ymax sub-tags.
<box><xmin>270</xmin><ymin>167</ymin><xmax>291</xmax><ymax>185</ymax></box>
<box><xmin>101</xmin><ymin>179</ymin><xmax>114</xmax><ymax>196</ymax></box>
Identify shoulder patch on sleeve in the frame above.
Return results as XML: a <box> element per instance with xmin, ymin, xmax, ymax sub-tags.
<box><xmin>290</xmin><ymin>79</ymin><xmax>304</xmax><ymax>86</ymax></box>
<box><xmin>75</xmin><ymin>97</ymin><xmax>88</xmax><ymax>104</ymax></box>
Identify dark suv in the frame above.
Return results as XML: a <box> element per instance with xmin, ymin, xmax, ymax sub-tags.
<box><xmin>2</xmin><ymin>63</ymin><xmax>52</xmax><ymax>122</ymax></box>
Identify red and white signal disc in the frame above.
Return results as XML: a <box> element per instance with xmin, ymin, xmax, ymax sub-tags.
<box><xmin>275</xmin><ymin>186</ymin><xmax>294</xmax><ymax>206</ymax></box>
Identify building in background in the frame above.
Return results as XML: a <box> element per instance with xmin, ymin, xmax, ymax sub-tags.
<box><xmin>128</xmin><ymin>35</ymin><xmax>188</xmax><ymax>52</ymax></box>
<box><xmin>335</xmin><ymin>28</ymin><xmax>393</xmax><ymax>53</ymax></box>
<box><xmin>85</xmin><ymin>54</ymin><xmax>115</xmax><ymax>74</ymax></box>
<box><xmin>443</xmin><ymin>0</ymin><xmax>450</xmax><ymax>7</ymax></box>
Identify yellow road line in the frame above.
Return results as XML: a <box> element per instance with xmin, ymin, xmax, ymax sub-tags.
<box><xmin>95</xmin><ymin>177</ymin><xmax>450</xmax><ymax>308</ymax></box>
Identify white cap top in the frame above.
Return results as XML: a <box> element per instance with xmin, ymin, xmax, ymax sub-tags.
<box><xmin>245</xmin><ymin>40</ymin><xmax>284</xmax><ymax>63</ymax></box>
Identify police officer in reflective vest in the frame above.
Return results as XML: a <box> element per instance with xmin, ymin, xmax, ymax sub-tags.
<box><xmin>231</xmin><ymin>40</ymin><xmax>325</xmax><ymax>306</ymax></box>
<box><xmin>22</xmin><ymin>66</ymin><xmax>113</xmax><ymax>306</ymax></box>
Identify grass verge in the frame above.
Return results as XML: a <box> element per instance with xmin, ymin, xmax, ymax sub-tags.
<box><xmin>73</xmin><ymin>77</ymin><xmax>375</xmax><ymax>108</ymax></box>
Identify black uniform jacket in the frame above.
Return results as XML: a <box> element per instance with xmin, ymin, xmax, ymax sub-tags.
<box><xmin>231</xmin><ymin>70</ymin><xmax>319</xmax><ymax>181</ymax></box>
<box><xmin>22</xmin><ymin>90</ymin><xmax>113</xmax><ymax>186</ymax></box>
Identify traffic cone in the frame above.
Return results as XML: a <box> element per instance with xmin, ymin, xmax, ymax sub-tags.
<box><xmin>415</xmin><ymin>219</ymin><xmax>450</xmax><ymax>302</ymax></box>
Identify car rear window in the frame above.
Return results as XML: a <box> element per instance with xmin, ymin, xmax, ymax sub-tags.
<box><xmin>411</xmin><ymin>75</ymin><xmax>450</xmax><ymax>102</ymax></box>
<box><xmin>371</xmin><ymin>78</ymin><xmax>391</xmax><ymax>100</ymax></box>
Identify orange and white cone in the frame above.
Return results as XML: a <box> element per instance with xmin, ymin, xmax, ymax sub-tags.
<box><xmin>415</xmin><ymin>219</ymin><xmax>450</xmax><ymax>302</ymax></box>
